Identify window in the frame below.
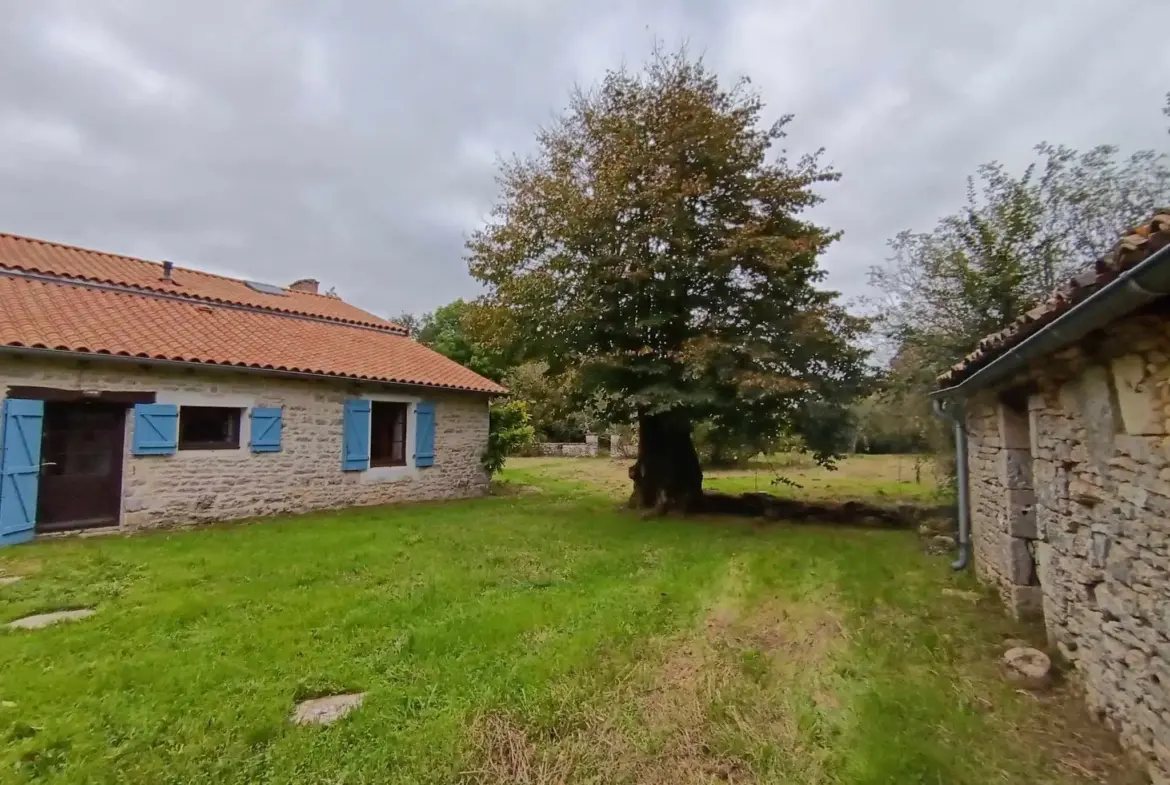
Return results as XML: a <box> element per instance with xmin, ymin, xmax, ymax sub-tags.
<box><xmin>178</xmin><ymin>406</ymin><xmax>241</xmax><ymax>450</ymax></box>
<box><xmin>370</xmin><ymin>401</ymin><xmax>408</xmax><ymax>467</ymax></box>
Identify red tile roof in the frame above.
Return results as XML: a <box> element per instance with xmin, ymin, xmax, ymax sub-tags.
<box><xmin>937</xmin><ymin>210</ymin><xmax>1170</xmax><ymax>388</ymax></box>
<box><xmin>0</xmin><ymin>233</ymin><xmax>404</xmax><ymax>332</ymax></box>
<box><xmin>0</xmin><ymin>233</ymin><xmax>506</xmax><ymax>394</ymax></box>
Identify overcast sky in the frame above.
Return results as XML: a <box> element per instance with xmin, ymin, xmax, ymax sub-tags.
<box><xmin>1</xmin><ymin>1</ymin><xmax>1166</xmax><ymax>319</ymax></box>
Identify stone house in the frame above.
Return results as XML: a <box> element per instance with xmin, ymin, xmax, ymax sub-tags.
<box><xmin>933</xmin><ymin>211</ymin><xmax>1170</xmax><ymax>780</ymax></box>
<box><xmin>0</xmin><ymin>233</ymin><xmax>504</xmax><ymax>545</ymax></box>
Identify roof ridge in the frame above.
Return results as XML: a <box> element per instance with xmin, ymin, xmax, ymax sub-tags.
<box><xmin>0</xmin><ymin>230</ymin><xmax>405</xmax><ymax>333</ymax></box>
<box><xmin>0</xmin><ymin>268</ymin><xmax>405</xmax><ymax>337</ymax></box>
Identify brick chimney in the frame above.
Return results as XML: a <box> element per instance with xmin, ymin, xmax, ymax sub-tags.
<box><xmin>288</xmin><ymin>278</ymin><xmax>319</xmax><ymax>294</ymax></box>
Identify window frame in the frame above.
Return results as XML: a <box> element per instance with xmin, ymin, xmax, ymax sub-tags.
<box><xmin>369</xmin><ymin>400</ymin><xmax>409</xmax><ymax>468</ymax></box>
<box><xmin>177</xmin><ymin>405</ymin><xmax>243</xmax><ymax>451</ymax></box>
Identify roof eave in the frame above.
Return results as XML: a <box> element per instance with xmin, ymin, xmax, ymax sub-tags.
<box><xmin>0</xmin><ymin>345</ymin><xmax>505</xmax><ymax>396</ymax></box>
<box><xmin>932</xmin><ymin>241</ymin><xmax>1170</xmax><ymax>400</ymax></box>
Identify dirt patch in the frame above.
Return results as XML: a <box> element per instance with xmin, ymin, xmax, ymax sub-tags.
<box><xmin>465</xmin><ymin>562</ymin><xmax>844</xmax><ymax>784</ymax></box>
<box><xmin>490</xmin><ymin>482</ymin><xmax>543</xmax><ymax>497</ymax></box>
<box><xmin>1017</xmin><ymin>684</ymin><xmax>1148</xmax><ymax>785</ymax></box>
<box><xmin>700</xmin><ymin>492</ymin><xmax>919</xmax><ymax>527</ymax></box>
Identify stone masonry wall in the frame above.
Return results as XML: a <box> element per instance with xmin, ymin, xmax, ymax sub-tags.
<box><xmin>966</xmin><ymin>394</ymin><xmax>1043</xmax><ymax>616</ymax></box>
<box><xmin>0</xmin><ymin>356</ymin><xmax>490</xmax><ymax>530</ymax></box>
<box><xmin>529</xmin><ymin>441</ymin><xmax>599</xmax><ymax>458</ymax></box>
<box><xmin>964</xmin><ymin>308</ymin><xmax>1170</xmax><ymax>781</ymax></box>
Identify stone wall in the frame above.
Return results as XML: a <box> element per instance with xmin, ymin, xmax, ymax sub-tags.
<box><xmin>964</xmin><ymin>308</ymin><xmax>1170</xmax><ymax>781</ymax></box>
<box><xmin>528</xmin><ymin>441</ymin><xmax>599</xmax><ymax>458</ymax></box>
<box><xmin>0</xmin><ymin>356</ymin><xmax>490</xmax><ymax>530</ymax></box>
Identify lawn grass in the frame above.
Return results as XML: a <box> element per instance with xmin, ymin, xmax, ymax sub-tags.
<box><xmin>0</xmin><ymin>456</ymin><xmax>1138</xmax><ymax>784</ymax></box>
<box><xmin>506</xmin><ymin>453</ymin><xmax>944</xmax><ymax>503</ymax></box>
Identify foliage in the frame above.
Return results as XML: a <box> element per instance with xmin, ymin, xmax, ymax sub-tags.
<box><xmin>503</xmin><ymin>361</ymin><xmax>593</xmax><ymax>442</ymax></box>
<box><xmin>868</xmin><ymin>130</ymin><xmax>1170</xmax><ymax>477</ymax></box>
<box><xmin>405</xmin><ymin>299</ymin><xmax>513</xmax><ymax>383</ymax></box>
<box><xmin>870</xmin><ymin>141</ymin><xmax>1170</xmax><ymax>381</ymax></box>
<box><xmin>467</xmin><ymin>47</ymin><xmax>870</xmax><ymax>479</ymax></box>
<box><xmin>391</xmin><ymin>311</ymin><xmax>422</xmax><ymax>336</ymax></box>
<box><xmin>482</xmin><ymin>398</ymin><xmax>535</xmax><ymax>475</ymax></box>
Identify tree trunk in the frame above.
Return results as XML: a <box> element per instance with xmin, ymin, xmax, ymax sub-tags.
<box><xmin>629</xmin><ymin>410</ymin><xmax>703</xmax><ymax>514</ymax></box>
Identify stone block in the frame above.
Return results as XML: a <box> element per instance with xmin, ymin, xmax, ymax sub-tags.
<box><xmin>1035</xmin><ymin>540</ymin><xmax>1053</xmax><ymax>589</ymax></box>
<box><xmin>1089</xmin><ymin>532</ymin><xmax>1111</xmax><ymax>568</ymax></box>
<box><xmin>1009</xmin><ymin>585</ymin><xmax>1045</xmax><ymax>620</ymax></box>
<box><xmin>1075</xmin><ymin>365</ymin><xmax>1120</xmax><ymax>471</ymax></box>
<box><xmin>1003</xmin><ymin>448</ymin><xmax>1034</xmax><ymax>490</ymax></box>
<box><xmin>999</xmin><ymin>404</ymin><xmax>1031</xmax><ymax>449</ymax></box>
<box><xmin>1112</xmin><ymin>353</ymin><xmax>1165</xmax><ymax>436</ymax></box>
<box><xmin>1007</xmin><ymin>488</ymin><xmax>1037</xmax><ymax>538</ymax></box>
<box><xmin>1006</xmin><ymin>537</ymin><xmax>1036</xmax><ymax>585</ymax></box>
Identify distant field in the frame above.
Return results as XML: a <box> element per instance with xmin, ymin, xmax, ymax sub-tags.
<box><xmin>506</xmin><ymin>452</ymin><xmax>942</xmax><ymax>503</ymax></box>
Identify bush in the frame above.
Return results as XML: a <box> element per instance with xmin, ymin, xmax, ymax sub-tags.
<box><xmin>482</xmin><ymin>399</ymin><xmax>536</xmax><ymax>475</ymax></box>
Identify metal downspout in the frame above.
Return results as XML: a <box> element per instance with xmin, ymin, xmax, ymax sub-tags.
<box><xmin>932</xmin><ymin>398</ymin><xmax>971</xmax><ymax>570</ymax></box>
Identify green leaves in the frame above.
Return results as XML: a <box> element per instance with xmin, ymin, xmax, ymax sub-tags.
<box><xmin>483</xmin><ymin>400</ymin><xmax>536</xmax><ymax>476</ymax></box>
<box><xmin>466</xmin><ymin>46</ymin><xmax>867</xmax><ymax>458</ymax></box>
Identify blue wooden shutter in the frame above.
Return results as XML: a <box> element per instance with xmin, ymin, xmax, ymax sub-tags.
<box><xmin>0</xmin><ymin>399</ymin><xmax>44</xmax><ymax>546</ymax></box>
<box><xmin>342</xmin><ymin>399</ymin><xmax>371</xmax><ymax>471</ymax></box>
<box><xmin>414</xmin><ymin>401</ymin><xmax>436</xmax><ymax>468</ymax></box>
<box><xmin>249</xmin><ymin>407</ymin><xmax>283</xmax><ymax>453</ymax></box>
<box><xmin>132</xmin><ymin>403</ymin><xmax>178</xmax><ymax>455</ymax></box>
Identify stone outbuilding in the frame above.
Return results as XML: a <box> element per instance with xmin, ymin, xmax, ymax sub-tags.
<box><xmin>0</xmin><ymin>232</ymin><xmax>504</xmax><ymax>544</ymax></box>
<box><xmin>933</xmin><ymin>211</ymin><xmax>1170</xmax><ymax>781</ymax></box>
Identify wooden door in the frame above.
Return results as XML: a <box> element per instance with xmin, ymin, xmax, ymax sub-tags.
<box><xmin>37</xmin><ymin>402</ymin><xmax>125</xmax><ymax>531</ymax></box>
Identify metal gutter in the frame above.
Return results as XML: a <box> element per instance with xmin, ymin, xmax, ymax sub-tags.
<box><xmin>932</xmin><ymin>398</ymin><xmax>971</xmax><ymax>570</ymax></box>
<box><xmin>0</xmin><ymin>345</ymin><xmax>499</xmax><ymax>396</ymax></box>
<box><xmin>932</xmin><ymin>241</ymin><xmax>1170</xmax><ymax>400</ymax></box>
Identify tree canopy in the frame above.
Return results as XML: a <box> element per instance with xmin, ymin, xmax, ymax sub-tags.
<box><xmin>871</xmin><ymin>141</ymin><xmax>1170</xmax><ymax>380</ymax></box>
<box><xmin>467</xmin><ymin>48</ymin><xmax>868</xmax><ymax>510</ymax></box>
<box><xmin>866</xmin><ymin>113</ymin><xmax>1170</xmax><ymax>469</ymax></box>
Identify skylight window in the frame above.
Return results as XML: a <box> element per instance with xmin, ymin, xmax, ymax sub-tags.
<box><xmin>244</xmin><ymin>280</ymin><xmax>287</xmax><ymax>296</ymax></box>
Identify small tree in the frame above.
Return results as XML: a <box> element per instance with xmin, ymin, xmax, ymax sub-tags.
<box><xmin>871</xmin><ymin>141</ymin><xmax>1170</xmax><ymax>380</ymax></box>
<box><xmin>412</xmin><ymin>299</ymin><xmax>510</xmax><ymax>383</ymax></box>
<box><xmin>468</xmin><ymin>48</ymin><xmax>868</xmax><ymax>511</ymax></box>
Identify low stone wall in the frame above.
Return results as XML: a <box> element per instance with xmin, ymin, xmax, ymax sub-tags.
<box><xmin>530</xmin><ymin>441</ymin><xmax>598</xmax><ymax>458</ymax></box>
<box><xmin>964</xmin><ymin>309</ymin><xmax>1170</xmax><ymax>781</ymax></box>
<box><xmin>611</xmin><ymin>433</ymin><xmax>638</xmax><ymax>459</ymax></box>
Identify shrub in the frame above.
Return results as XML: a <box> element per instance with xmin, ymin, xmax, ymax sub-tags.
<box><xmin>482</xmin><ymin>399</ymin><xmax>536</xmax><ymax>475</ymax></box>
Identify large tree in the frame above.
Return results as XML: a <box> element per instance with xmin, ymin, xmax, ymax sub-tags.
<box><xmin>468</xmin><ymin>49</ymin><xmax>868</xmax><ymax>512</ymax></box>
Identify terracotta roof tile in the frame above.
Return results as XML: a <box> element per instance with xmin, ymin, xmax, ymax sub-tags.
<box><xmin>937</xmin><ymin>210</ymin><xmax>1170</xmax><ymax>388</ymax></box>
<box><xmin>0</xmin><ymin>235</ymin><xmax>505</xmax><ymax>394</ymax></box>
<box><xmin>0</xmin><ymin>233</ymin><xmax>404</xmax><ymax>332</ymax></box>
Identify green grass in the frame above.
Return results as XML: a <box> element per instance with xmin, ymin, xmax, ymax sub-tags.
<box><xmin>0</xmin><ymin>457</ymin><xmax>1135</xmax><ymax>784</ymax></box>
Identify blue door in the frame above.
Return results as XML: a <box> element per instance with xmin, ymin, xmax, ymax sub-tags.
<box><xmin>0</xmin><ymin>399</ymin><xmax>44</xmax><ymax>546</ymax></box>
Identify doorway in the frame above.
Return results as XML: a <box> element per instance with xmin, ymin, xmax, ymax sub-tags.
<box><xmin>37</xmin><ymin>401</ymin><xmax>126</xmax><ymax>532</ymax></box>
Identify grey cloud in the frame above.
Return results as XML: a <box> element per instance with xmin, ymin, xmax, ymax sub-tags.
<box><xmin>0</xmin><ymin>0</ymin><xmax>1166</xmax><ymax>318</ymax></box>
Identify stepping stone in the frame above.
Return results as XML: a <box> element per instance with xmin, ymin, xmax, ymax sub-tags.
<box><xmin>292</xmin><ymin>693</ymin><xmax>365</xmax><ymax>726</ymax></box>
<box><xmin>0</xmin><ymin>577</ymin><xmax>22</xmax><ymax>587</ymax></box>
<box><xmin>1002</xmin><ymin>646</ymin><xmax>1052</xmax><ymax>690</ymax></box>
<box><xmin>6</xmin><ymin>609</ymin><xmax>96</xmax><ymax>630</ymax></box>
